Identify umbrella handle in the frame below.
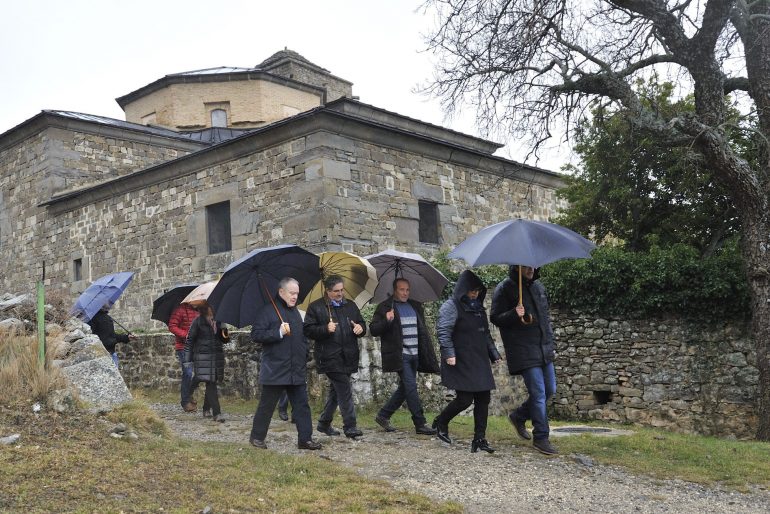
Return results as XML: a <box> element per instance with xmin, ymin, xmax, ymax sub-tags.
<box><xmin>517</xmin><ymin>266</ymin><xmax>535</xmax><ymax>325</ymax></box>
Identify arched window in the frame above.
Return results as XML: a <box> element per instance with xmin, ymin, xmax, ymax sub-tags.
<box><xmin>211</xmin><ymin>109</ymin><xmax>228</xmax><ymax>127</ymax></box>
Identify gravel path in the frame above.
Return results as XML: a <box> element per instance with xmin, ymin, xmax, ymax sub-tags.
<box><xmin>151</xmin><ymin>403</ymin><xmax>770</xmax><ymax>513</ymax></box>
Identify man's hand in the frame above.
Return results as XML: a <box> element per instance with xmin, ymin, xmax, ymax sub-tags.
<box><xmin>515</xmin><ymin>305</ymin><xmax>525</xmax><ymax>317</ymax></box>
<box><xmin>446</xmin><ymin>357</ymin><xmax>456</xmax><ymax>366</ymax></box>
<box><xmin>351</xmin><ymin>320</ymin><xmax>363</xmax><ymax>335</ymax></box>
<box><xmin>280</xmin><ymin>322</ymin><xmax>291</xmax><ymax>336</ymax></box>
<box><xmin>385</xmin><ymin>309</ymin><xmax>395</xmax><ymax>322</ymax></box>
<box><xmin>327</xmin><ymin>320</ymin><xmax>338</xmax><ymax>333</ymax></box>
<box><xmin>128</xmin><ymin>334</ymin><xmax>138</xmax><ymax>341</ymax></box>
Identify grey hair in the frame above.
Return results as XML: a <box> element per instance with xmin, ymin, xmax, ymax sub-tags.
<box><xmin>278</xmin><ymin>277</ymin><xmax>299</xmax><ymax>290</ymax></box>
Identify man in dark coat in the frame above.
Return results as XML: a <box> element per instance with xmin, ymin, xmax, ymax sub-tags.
<box><xmin>433</xmin><ymin>270</ymin><xmax>501</xmax><ymax>452</ymax></box>
<box><xmin>88</xmin><ymin>302</ymin><xmax>136</xmax><ymax>368</ymax></box>
<box><xmin>249</xmin><ymin>277</ymin><xmax>322</xmax><ymax>451</ymax></box>
<box><xmin>491</xmin><ymin>265</ymin><xmax>558</xmax><ymax>455</ymax></box>
<box><xmin>304</xmin><ymin>275</ymin><xmax>366</xmax><ymax>438</ymax></box>
<box><xmin>370</xmin><ymin>278</ymin><xmax>438</xmax><ymax>435</ymax></box>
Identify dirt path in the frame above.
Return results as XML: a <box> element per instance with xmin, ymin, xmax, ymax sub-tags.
<box><xmin>151</xmin><ymin>403</ymin><xmax>770</xmax><ymax>513</ymax></box>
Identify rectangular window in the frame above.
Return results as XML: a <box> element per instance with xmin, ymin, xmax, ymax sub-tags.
<box><xmin>206</xmin><ymin>201</ymin><xmax>232</xmax><ymax>254</ymax></box>
<box><xmin>73</xmin><ymin>258</ymin><xmax>82</xmax><ymax>282</ymax></box>
<box><xmin>418</xmin><ymin>201</ymin><xmax>440</xmax><ymax>244</ymax></box>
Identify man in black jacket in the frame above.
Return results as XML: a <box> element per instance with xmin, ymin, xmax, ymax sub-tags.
<box><xmin>370</xmin><ymin>278</ymin><xmax>438</xmax><ymax>435</ymax></box>
<box><xmin>88</xmin><ymin>302</ymin><xmax>136</xmax><ymax>368</ymax></box>
<box><xmin>304</xmin><ymin>275</ymin><xmax>366</xmax><ymax>438</ymax></box>
<box><xmin>490</xmin><ymin>265</ymin><xmax>558</xmax><ymax>455</ymax></box>
<box><xmin>248</xmin><ymin>277</ymin><xmax>322</xmax><ymax>451</ymax></box>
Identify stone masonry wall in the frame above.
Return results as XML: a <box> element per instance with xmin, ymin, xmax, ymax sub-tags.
<box><xmin>119</xmin><ymin>311</ymin><xmax>756</xmax><ymax>439</ymax></box>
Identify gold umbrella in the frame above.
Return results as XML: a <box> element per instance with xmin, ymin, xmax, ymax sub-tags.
<box><xmin>181</xmin><ymin>280</ymin><xmax>219</xmax><ymax>307</ymax></box>
<box><xmin>298</xmin><ymin>251</ymin><xmax>378</xmax><ymax>311</ymax></box>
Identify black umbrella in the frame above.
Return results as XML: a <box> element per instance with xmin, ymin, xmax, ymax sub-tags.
<box><xmin>207</xmin><ymin>244</ymin><xmax>320</xmax><ymax>328</ymax></box>
<box><xmin>151</xmin><ymin>284</ymin><xmax>199</xmax><ymax>325</ymax></box>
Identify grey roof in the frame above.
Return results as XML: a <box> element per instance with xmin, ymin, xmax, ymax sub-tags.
<box><xmin>169</xmin><ymin>66</ymin><xmax>254</xmax><ymax>76</ymax></box>
<box><xmin>44</xmin><ymin>110</ymin><xmax>204</xmax><ymax>141</ymax></box>
<box><xmin>179</xmin><ymin>127</ymin><xmax>255</xmax><ymax>144</ymax></box>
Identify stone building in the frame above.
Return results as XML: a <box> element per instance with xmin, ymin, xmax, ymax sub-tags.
<box><xmin>0</xmin><ymin>49</ymin><xmax>564</xmax><ymax>326</ymax></box>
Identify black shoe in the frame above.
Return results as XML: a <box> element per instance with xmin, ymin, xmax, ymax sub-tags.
<box><xmin>415</xmin><ymin>424</ymin><xmax>437</xmax><ymax>435</ymax></box>
<box><xmin>471</xmin><ymin>438</ymin><xmax>495</xmax><ymax>453</ymax></box>
<box><xmin>375</xmin><ymin>415</ymin><xmax>396</xmax><ymax>432</ymax></box>
<box><xmin>432</xmin><ymin>418</ymin><xmax>451</xmax><ymax>444</ymax></box>
<box><xmin>212</xmin><ymin>414</ymin><xmax>226</xmax><ymax>423</ymax></box>
<box><xmin>316</xmin><ymin>423</ymin><xmax>341</xmax><ymax>436</ymax></box>
<box><xmin>533</xmin><ymin>438</ymin><xmax>558</xmax><ymax>455</ymax></box>
<box><xmin>298</xmin><ymin>440</ymin><xmax>322</xmax><ymax>450</ymax></box>
<box><xmin>278</xmin><ymin>409</ymin><xmax>289</xmax><ymax>421</ymax></box>
<box><xmin>508</xmin><ymin>412</ymin><xmax>531</xmax><ymax>440</ymax></box>
<box><xmin>344</xmin><ymin>427</ymin><xmax>363</xmax><ymax>438</ymax></box>
<box><xmin>249</xmin><ymin>438</ymin><xmax>267</xmax><ymax>449</ymax></box>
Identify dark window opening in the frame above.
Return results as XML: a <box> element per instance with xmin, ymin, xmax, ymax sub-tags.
<box><xmin>593</xmin><ymin>391</ymin><xmax>613</xmax><ymax>405</ymax></box>
<box><xmin>418</xmin><ymin>201</ymin><xmax>439</xmax><ymax>244</ymax></box>
<box><xmin>206</xmin><ymin>201</ymin><xmax>232</xmax><ymax>254</ymax></box>
<box><xmin>73</xmin><ymin>258</ymin><xmax>82</xmax><ymax>282</ymax></box>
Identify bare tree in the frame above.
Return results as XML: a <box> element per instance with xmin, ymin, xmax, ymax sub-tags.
<box><xmin>423</xmin><ymin>0</ymin><xmax>770</xmax><ymax>439</ymax></box>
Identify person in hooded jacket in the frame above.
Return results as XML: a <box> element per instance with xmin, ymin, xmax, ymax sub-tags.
<box><xmin>88</xmin><ymin>302</ymin><xmax>136</xmax><ymax>368</ymax></box>
<box><xmin>183</xmin><ymin>302</ymin><xmax>228</xmax><ymax>423</ymax></box>
<box><xmin>433</xmin><ymin>270</ymin><xmax>502</xmax><ymax>453</ymax></box>
<box><xmin>248</xmin><ymin>277</ymin><xmax>322</xmax><ymax>451</ymax></box>
<box><xmin>303</xmin><ymin>275</ymin><xmax>367</xmax><ymax>438</ymax></box>
<box><xmin>490</xmin><ymin>265</ymin><xmax>558</xmax><ymax>455</ymax></box>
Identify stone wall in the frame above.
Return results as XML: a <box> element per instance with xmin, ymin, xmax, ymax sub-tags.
<box><xmin>118</xmin><ymin>310</ymin><xmax>757</xmax><ymax>439</ymax></box>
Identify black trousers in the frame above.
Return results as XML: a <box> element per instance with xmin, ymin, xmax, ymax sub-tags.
<box><xmin>318</xmin><ymin>372</ymin><xmax>357</xmax><ymax>430</ymax></box>
<box><xmin>190</xmin><ymin>377</ymin><xmax>221</xmax><ymax>417</ymax></box>
<box><xmin>250</xmin><ymin>384</ymin><xmax>312</xmax><ymax>443</ymax></box>
<box><xmin>436</xmin><ymin>390</ymin><xmax>491</xmax><ymax>439</ymax></box>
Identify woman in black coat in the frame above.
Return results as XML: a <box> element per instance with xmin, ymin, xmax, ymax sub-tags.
<box><xmin>433</xmin><ymin>270</ymin><xmax>502</xmax><ymax>453</ymax></box>
<box><xmin>184</xmin><ymin>302</ymin><xmax>229</xmax><ymax>422</ymax></box>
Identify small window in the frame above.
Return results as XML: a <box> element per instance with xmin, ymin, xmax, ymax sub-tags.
<box><xmin>418</xmin><ymin>201</ymin><xmax>439</xmax><ymax>244</ymax></box>
<box><xmin>206</xmin><ymin>201</ymin><xmax>232</xmax><ymax>254</ymax></box>
<box><xmin>73</xmin><ymin>258</ymin><xmax>83</xmax><ymax>281</ymax></box>
<box><xmin>211</xmin><ymin>109</ymin><xmax>228</xmax><ymax>127</ymax></box>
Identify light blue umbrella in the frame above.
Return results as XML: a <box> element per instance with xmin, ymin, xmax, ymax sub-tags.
<box><xmin>71</xmin><ymin>271</ymin><xmax>135</xmax><ymax>322</ymax></box>
<box><xmin>448</xmin><ymin>219</ymin><xmax>595</xmax><ymax>268</ymax></box>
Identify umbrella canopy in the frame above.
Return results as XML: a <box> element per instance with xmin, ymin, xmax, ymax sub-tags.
<box><xmin>207</xmin><ymin>244</ymin><xmax>320</xmax><ymax>328</ymax></box>
<box><xmin>150</xmin><ymin>283</ymin><xmax>199</xmax><ymax>325</ymax></box>
<box><xmin>365</xmin><ymin>250</ymin><xmax>449</xmax><ymax>304</ymax></box>
<box><xmin>448</xmin><ymin>219</ymin><xmax>596</xmax><ymax>268</ymax></box>
<box><xmin>298</xmin><ymin>251</ymin><xmax>379</xmax><ymax>311</ymax></box>
<box><xmin>71</xmin><ymin>271</ymin><xmax>135</xmax><ymax>322</ymax></box>
<box><xmin>181</xmin><ymin>280</ymin><xmax>219</xmax><ymax>307</ymax></box>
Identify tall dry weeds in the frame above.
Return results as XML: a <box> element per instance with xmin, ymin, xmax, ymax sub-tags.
<box><xmin>0</xmin><ymin>328</ymin><xmax>67</xmax><ymax>404</ymax></box>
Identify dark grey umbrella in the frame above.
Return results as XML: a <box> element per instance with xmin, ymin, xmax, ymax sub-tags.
<box><xmin>206</xmin><ymin>244</ymin><xmax>320</xmax><ymax>328</ymax></box>
<box><xmin>365</xmin><ymin>250</ymin><xmax>449</xmax><ymax>304</ymax></box>
<box><xmin>151</xmin><ymin>284</ymin><xmax>199</xmax><ymax>325</ymax></box>
<box><xmin>448</xmin><ymin>219</ymin><xmax>596</xmax><ymax>268</ymax></box>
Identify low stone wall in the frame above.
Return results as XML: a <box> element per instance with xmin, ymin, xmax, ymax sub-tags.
<box><xmin>118</xmin><ymin>310</ymin><xmax>757</xmax><ymax>438</ymax></box>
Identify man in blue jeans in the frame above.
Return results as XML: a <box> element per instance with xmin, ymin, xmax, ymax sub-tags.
<box><xmin>168</xmin><ymin>302</ymin><xmax>199</xmax><ymax>412</ymax></box>
<box><xmin>491</xmin><ymin>265</ymin><xmax>558</xmax><ymax>455</ymax></box>
<box><xmin>370</xmin><ymin>278</ymin><xmax>438</xmax><ymax>436</ymax></box>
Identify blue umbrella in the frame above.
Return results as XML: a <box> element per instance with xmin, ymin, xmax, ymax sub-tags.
<box><xmin>71</xmin><ymin>271</ymin><xmax>135</xmax><ymax>322</ymax></box>
<box><xmin>448</xmin><ymin>219</ymin><xmax>596</xmax><ymax>268</ymax></box>
<box><xmin>151</xmin><ymin>283</ymin><xmax>199</xmax><ymax>325</ymax></box>
<box><xmin>207</xmin><ymin>244</ymin><xmax>320</xmax><ymax>328</ymax></box>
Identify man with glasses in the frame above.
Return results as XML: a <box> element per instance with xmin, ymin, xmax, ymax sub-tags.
<box><xmin>304</xmin><ymin>275</ymin><xmax>367</xmax><ymax>438</ymax></box>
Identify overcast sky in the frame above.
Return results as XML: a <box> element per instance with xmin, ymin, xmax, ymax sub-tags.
<box><xmin>0</xmin><ymin>0</ymin><xmax>570</xmax><ymax>171</ymax></box>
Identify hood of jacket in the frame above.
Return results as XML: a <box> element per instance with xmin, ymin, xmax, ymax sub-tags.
<box><xmin>453</xmin><ymin>270</ymin><xmax>487</xmax><ymax>304</ymax></box>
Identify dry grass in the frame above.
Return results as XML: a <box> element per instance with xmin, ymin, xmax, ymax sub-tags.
<box><xmin>0</xmin><ymin>329</ymin><xmax>68</xmax><ymax>405</ymax></box>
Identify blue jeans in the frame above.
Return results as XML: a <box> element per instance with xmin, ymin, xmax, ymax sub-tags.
<box><xmin>378</xmin><ymin>353</ymin><xmax>427</xmax><ymax>427</ymax></box>
<box><xmin>111</xmin><ymin>352</ymin><xmax>119</xmax><ymax>368</ymax></box>
<box><xmin>176</xmin><ymin>350</ymin><xmax>193</xmax><ymax>407</ymax></box>
<box><xmin>513</xmin><ymin>362</ymin><xmax>556</xmax><ymax>440</ymax></box>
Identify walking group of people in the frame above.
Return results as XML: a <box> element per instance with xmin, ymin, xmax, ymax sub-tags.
<box><xmin>91</xmin><ymin>264</ymin><xmax>559</xmax><ymax>455</ymax></box>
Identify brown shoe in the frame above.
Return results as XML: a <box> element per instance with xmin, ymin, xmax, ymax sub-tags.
<box><xmin>508</xmin><ymin>412</ymin><xmax>531</xmax><ymax>440</ymax></box>
<box><xmin>533</xmin><ymin>438</ymin><xmax>558</xmax><ymax>455</ymax></box>
<box><xmin>183</xmin><ymin>402</ymin><xmax>196</xmax><ymax>413</ymax></box>
<box><xmin>375</xmin><ymin>415</ymin><xmax>396</xmax><ymax>432</ymax></box>
<box><xmin>298</xmin><ymin>440</ymin><xmax>322</xmax><ymax>450</ymax></box>
<box><xmin>249</xmin><ymin>438</ymin><xmax>267</xmax><ymax>449</ymax></box>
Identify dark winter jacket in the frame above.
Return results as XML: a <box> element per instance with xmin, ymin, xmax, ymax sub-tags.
<box><xmin>168</xmin><ymin>303</ymin><xmax>199</xmax><ymax>351</ymax></box>
<box><xmin>303</xmin><ymin>297</ymin><xmax>366</xmax><ymax>375</ymax></box>
<box><xmin>88</xmin><ymin>310</ymin><xmax>129</xmax><ymax>354</ymax></box>
<box><xmin>250</xmin><ymin>296</ymin><xmax>309</xmax><ymax>385</ymax></box>
<box><xmin>369</xmin><ymin>298</ymin><xmax>439</xmax><ymax>374</ymax></box>
<box><xmin>490</xmin><ymin>266</ymin><xmax>555</xmax><ymax>375</ymax></box>
<box><xmin>436</xmin><ymin>270</ymin><xmax>501</xmax><ymax>392</ymax></box>
<box><xmin>183</xmin><ymin>316</ymin><xmax>227</xmax><ymax>383</ymax></box>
